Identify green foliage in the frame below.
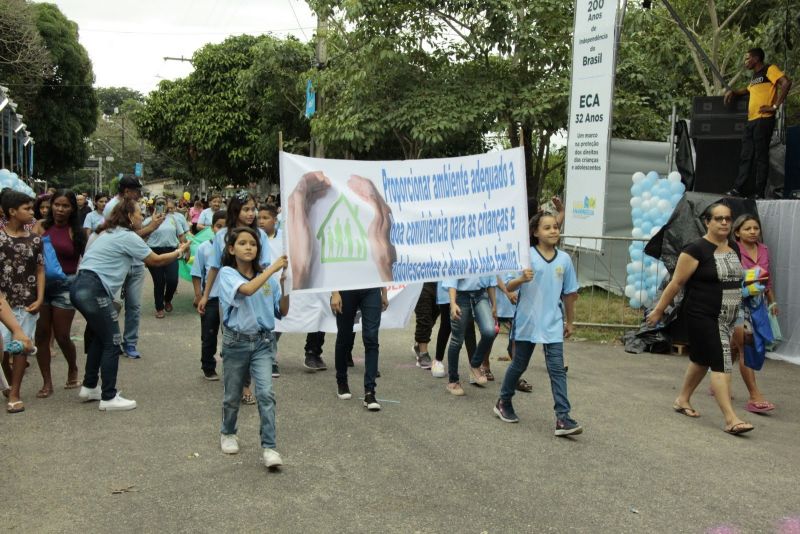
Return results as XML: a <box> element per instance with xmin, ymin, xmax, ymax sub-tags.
<box><xmin>0</xmin><ymin>0</ymin><xmax>51</xmax><ymax>107</ymax></box>
<box><xmin>24</xmin><ymin>3</ymin><xmax>98</xmax><ymax>178</ymax></box>
<box><xmin>96</xmin><ymin>86</ymin><xmax>144</xmax><ymax>115</ymax></box>
<box><xmin>135</xmin><ymin>34</ymin><xmax>312</xmax><ymax>189</ymax></box>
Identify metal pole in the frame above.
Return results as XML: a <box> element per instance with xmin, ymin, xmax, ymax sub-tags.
<box><xmin>667</xmin><ymin>104</ymin><xmax>677</xmax><ymax>172</ymax></box>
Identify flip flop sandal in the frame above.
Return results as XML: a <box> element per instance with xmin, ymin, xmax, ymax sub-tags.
<box><xmin>36</xmin><ymin>387</ymin><xmax>53</xmax><ymax>399</ymax></box>
<box><xmin>481</xmin><ymin>368</ymin><xmax>495</xmax><ymax>381</ymax></box>
<box><xmin>516</xmin><ymin>379</ymin><xmax>533</xmax><ymax>393</ymax></box>
<box><xmin>672</xmin><ymin>404</ymin><xmax>700</xmax><ymax>418</ymax></box>
<box><xmin>241</xmin><ymin>393</ymin><xmax>256</xmax><ymax>405</ymax></box>
<box><xmin>6</xmin><ymin>401</ymin><xmax>25</xmax><ymax>413</ymax></box>
<box><xmin>745</xmin><ymin>401</ymin><xmax>775</xmax><ymax>414</ymax></box>
<box><xmin>724</xmin><ymin>422</ymin><xmax>754</xmax><ymax>435</ymax></box>
<box><xmin>64</xmin><ymin>380</ymin><xmax>81</xmax><ymax>389</ymax></box>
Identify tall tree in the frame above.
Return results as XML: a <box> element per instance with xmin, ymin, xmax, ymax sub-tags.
<box><xmin>0</xmin><ymin>0</ymin><xmax>51</xmax><ymax>107</ymax></box>
<box><xmin>96</xmin><ymin>86</ymin><xmax>144</xmax><ymax>115</ymax></box>
<box><xmin>25</xmin><ymin>3</ymin><xmax>98</xmax><ymax>177</ymax></box>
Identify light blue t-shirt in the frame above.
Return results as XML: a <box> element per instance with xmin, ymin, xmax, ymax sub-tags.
<box><xmin>83</xmin><ymin>210</ymin><xmax>104</xmax><ymax>232</ymax></box>
<box><xmin>513</xmin><ymin>247</ymin><xmax>578</xmax><ymax>344</ymax></box>
<box><xmin>197</xmin><ymin>207</ymin><xmax>214</xmax><ymax>227</ymax></box>
<box><xmin>79</xmin><ymin>228</ymin><xmax>152</xmax><ymax>297</ymax></box>
<box><xmin>436</xmin><ymin>282</ymin><xmax>449</xmax><ymax>305</ymax></box>
<box><xmin>442</xmin><ymin>276</ymin><xmax>497</xmax><ymax>292</ymax></box>
<box><xmin>217</xmin><ymin>266</ymin><xmax>282</xmax><ymax>334</ymax></box>
<box><xmin>207</xmin><ymin>227</ymin><xmax>272</xmax><ymax>298</ymax></box>
<box><xmin>190</xmin><ymin>240</ymin><xmax>214</xmax><ymax>293</ymax></box>
<box><xmin>143</xmin><ymin>213</ymin><xmax>188</xmax><ymax>248</ymax></box>
<box><xmin>496</xmin><ymin>277</ymin><xmax>518</xmax><ymax>319</ymax></box>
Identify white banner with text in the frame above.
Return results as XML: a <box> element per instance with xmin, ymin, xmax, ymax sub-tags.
<box><xmin>280</xmin><ymin>148</ymin><xmax>530</xmax><ymax>293</ymax></box>
<box><xmin>564</xmin><ymin>0</ymin><xmax>619</xmax><ymax>250</ymax></box>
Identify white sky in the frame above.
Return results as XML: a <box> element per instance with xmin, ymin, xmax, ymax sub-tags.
<box><xmin>48</xmin><ymin>0</ymin><xmax>317</xmax><ymax>95</ymax></box>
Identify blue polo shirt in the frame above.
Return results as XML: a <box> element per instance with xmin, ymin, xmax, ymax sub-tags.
<box><xmin>197</xmin><ymin>207</ymin><xmax>214</xmax><ymax>227</ymax></box>
<box><xmin>143</xmin><ymin>213</ymin><xmax>188</xmax><ymax>248</ymax></box>
<box><xmin>78</xmin><ymin>228</ymin><xmax>152</xmax><ymax>297</ymax></box>
<box><xmin>82</xmin><ymin>210</ymin><xmax>104</xmax><ymax>233</ymax></box>
<box><xmin>207</xmin><ymin>227</ymin><xmax>272</xmax><ymax>298</ymax></box>
<box><xmin>512</xmin><ymin>247</ymin><xmax>578</xmax><ymax>344</ymax></box>
<box><xmin>217</xmin><ymin>266</ymin><xmax>282</xmax><ymax>334</ymax></box>
<box><xmin>442</xmin><ymin>276</ymin><xmax>497</xmax><ymax>292</ymax></box>
<box><xmin>191</xmin><ymin>240</ymin><xmax>214</xmax><ymax>293</ymax></box>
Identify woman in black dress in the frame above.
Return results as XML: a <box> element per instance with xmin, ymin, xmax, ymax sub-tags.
<box><xmin>647</xmin><ymin>203</ymin><xmax>753</xmax><ymax>435</ymax></box>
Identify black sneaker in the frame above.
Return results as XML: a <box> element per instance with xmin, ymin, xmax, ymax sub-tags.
<box><xmin>203</xmin><ymin>370</ymin><xmax>220</xmax><ymax>381</ymax></box>
<box><xmin>555</xmin><ymin>417</ymin><xmax>583</xmax><ymax>436</ymax></box>
<box><xmin>363</xmin><ymin>391</ymin><xmax>381</xmax><ymax>411</ymax></box>
<box><xmin>272</xmin><ymin>364</ymin><xmax>280</xmax><ymax>378</ymax></box>
<box><xmin>416</xmin><ymin>351</ymin><xmax>432</xmax><ymax>370</ymax></box>
<box><xmin>493</xmin><ymin>399</ymin><xmax>519</xmax><ymax>423</ymax></box>
<box><xmin>304</xmin><ymin>354</ymin><xmax>327</xmax><ymax>371</ymax></box>
<box><xmin>315</xmin><ymin>356</ymin><xmax>328</xmax><ymax>370</ymax></box>
<box><xmin>337</xmin><ymin>383</ymin><xmax>352</xmax><ymax>400</ymax></box>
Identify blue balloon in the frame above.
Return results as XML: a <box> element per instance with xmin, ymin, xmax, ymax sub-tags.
<box><xmin>634</xmin><ymin>280</ymin><xmax>645</xmax><ymax>291</ymax></box>
<box><xmin>631</xmin><ymin>184</ymin><xmax>643</xmax><ymax>197</ymax></box>
<box><xmin>630</xmin><ymin>298</ymin><xmax>642</xmax><ymax>309</ymax></box>
<box><xmin>630</xmin><ymin>248</ymin><xmax>643</xmax><ymax>261</ymax></box>
<box><xmin>646</xmin><ymin>171</ymin><xmax>660</xmax><ymax>182</ymax></box>
<box><xmin>641</xmin><ymin>221</ymin><xmax>653</xmax><ymax>234</ymax></box>
<box><xmin>647</xmin><ymin>207</ymin><xmax>660</xmax><ymax>221</ymax></box>
<box><xmin>670</xmin><ymin>180</ymin><xmax>685</xmax><ymax>194</ymax></box>
<box><xmin>631</xmin><ymin>207</ymin><xmax>643</xmax><ymax>219</ymax></box>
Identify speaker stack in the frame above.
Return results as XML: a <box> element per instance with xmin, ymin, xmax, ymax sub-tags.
<box><xmin>690</xmin><ymin>96</ymin><xmax>748</xmax><ymax>194</ymax></box>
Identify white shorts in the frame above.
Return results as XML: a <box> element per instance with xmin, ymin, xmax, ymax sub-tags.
<box><xmin>1</xmin><ymin>306</ymin><xmax>39</xmax><ymax>354</ymax></box>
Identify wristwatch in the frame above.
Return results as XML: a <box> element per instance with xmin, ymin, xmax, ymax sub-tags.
<box><xmin>772</xmin><ymin>104</ymin><xmax>778</xmax><ymax>110</ymax></box>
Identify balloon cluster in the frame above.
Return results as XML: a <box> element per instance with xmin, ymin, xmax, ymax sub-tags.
<box><xmin>625</xmin><ymin>170</ymin><xmax>685</xmax><ymax>309</ymax></box>
<box><xmin>0</xmin><ymin>168</ymin><xmax>36</xmax><ymax>198</ymax></box>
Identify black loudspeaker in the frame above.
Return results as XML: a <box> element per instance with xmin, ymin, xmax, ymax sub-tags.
<box><xmin>785</xmin><ymin>125</ymin><xmax>800</xmax><ymax>198</ymax></box>
<box><xmin>693</xmin><ymin>138</ymin><xmax>742</xmax><ymax>194</ymax></box>
<box><xmin>690</xmin><ymin>96</ymin><xmax>748</xmax><ymax>139</ymax></box>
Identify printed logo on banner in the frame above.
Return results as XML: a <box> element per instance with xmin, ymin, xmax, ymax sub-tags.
<box><xmin>316</xmin><ymin>194</ymin><xmax>368</xmax><ymax>264</ymax></box>
<box><xmin>571</xmin><ymin>196</ymin><xmax>597</xmax><ymax>219</ymax></box>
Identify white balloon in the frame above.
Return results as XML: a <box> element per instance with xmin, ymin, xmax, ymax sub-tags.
<box><xmin>649</xmin><ymin>226</ymin><xmax>660</xmax><ymax>237</ymax></box>
<box><xmin>668</xmin><ymin>171</ymin><xmax>682</xmax><ymax>183</ymax></box>
<box><xmin>625</xmin><ymin>285</ymin><xmax>636</xmax><ymax>298</ymax></box>
<box><xmin>632</xmin><ymin>172</ymin><xmax>646</xmax><ymax>184</ymax></box>
<box><xmin>641</xmin><ymin>199</ymin><xmax>652</xmax><ymax>211</ymax></box>
<box><xmin>630</xmin><ymin>196</ymin><xmax>643</xmax><ymax>208</ymax></box>
<box><xmin>632</xmin><ymin>228</ymin><xmax>644</xmax><ymax>239</ymax></box>
<box><xmin>657</xmin><ymin>199</ymin><xmax>672</xmax><ymax>212</ymax></box>
<box><xmin>635</xmin><ymin>289</ymin><xmax>649</xmax><ymax>303</ymax></box>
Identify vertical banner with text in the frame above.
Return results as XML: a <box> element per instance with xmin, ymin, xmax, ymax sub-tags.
<box><xmin>564</xmin><ymin>0</ymin><xmax>620</xmax><ymax>250</ymax></box>
<box><xmin>280</xmin><ymin>148</ymin><xmax>530</xmax><ymax>293</ymax></box>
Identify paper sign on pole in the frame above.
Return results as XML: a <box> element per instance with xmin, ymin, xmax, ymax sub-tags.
<box><xmin>280</xmin><ymin>148</ymin><xmax>530</xmax><ymax>293</ymax></box>
<box><xmin>564</xmin><ymin>0</ymin><xmax>620</xmax><ymax>250</ymax></box>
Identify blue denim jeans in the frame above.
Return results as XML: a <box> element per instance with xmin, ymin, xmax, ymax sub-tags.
<box><xmin>122</xmin><ymin>264</ymin><xmax>145</xmax><ymax>346</ymax></box>
<box><xmin>70</xmin><ymin>270</ymin><xmax>123</xmax><ymax>401</ymax></box>
<box><xmin>335</xmin><ymin>288</ymin><xmax>381</xmax><ymax>392</ymax></box>
<box><xmin>500</xmin><ymin>341</ymin><xmax>572</xmax><ymax>419</ymax></box>
<box><xmin>447</xmin><ymin>289</ymin><xmax>496</xmax><ymax>383</ymax></box>
<box><xmin>220</xmin><ymin>328</ymin><xmax>277</xmax><ymax>449</ymax></box>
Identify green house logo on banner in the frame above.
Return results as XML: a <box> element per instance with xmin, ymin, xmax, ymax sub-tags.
<box><xmin>316</xmin><ymin>194</ymin><xmax>368</xmax><ymax>263</ymax></box>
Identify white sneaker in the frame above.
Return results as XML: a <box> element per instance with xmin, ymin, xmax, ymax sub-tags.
<box><xmin>430</xmin><ymin>360</ymin><xmax>446</xmax><ymax>378</ymax></box>
<box><xmin>220</xmin><ymin>434</ymin><xmax>239</xmax><ymax>454</ymax></box>
<box><xmin>78</xmin><ymin>385</ymin><xmax>101</xmax><ymax>402</ymax></box>
<box><xmin>263</xmin><ymin>448</ymin><xmax>283</xmax><ymax>468</ymax></box>
<box><xmin>98</xmin><ymin>393</ymin><xmax>137</xmax><ymax>411</ymax></box>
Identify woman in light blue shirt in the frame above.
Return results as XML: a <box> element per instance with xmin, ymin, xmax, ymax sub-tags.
<box><xmin>70</xmin><ymin>198</ymin><xmax>190</xmax><ymax>411</ymax></box>
<box><xmin>143</xmin><ymin>197</ymin><xmax>188</xmax><ymax>318</ymax></box>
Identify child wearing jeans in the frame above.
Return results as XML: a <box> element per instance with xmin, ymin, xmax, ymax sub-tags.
<box><xmin>258</xmin><ymin>203</ymin><xmax>284</xmax><ymax>378</ymax></box>
<box><xmin>442</xmin><ymin>275</ymin><xmax>497</xmax><ymax>396</ymax></box>
<box><xmin>191</xmin><ymin>210</ymin><xmax>226</xmax><ymax>380</ymax></box>
<box><xmin>216</xmin><ymin>227</ymin><xmax>288</xmax><ymax>469</ymax></box>
<box><xmin>494</xmin><ymin>212</ymin><xmax>581</xmax><ymax>436</ymax></box>
<box><xmin>0</xmin><ymin>191</ymin><xmax>44</xmax><ymax>414</ymax></box>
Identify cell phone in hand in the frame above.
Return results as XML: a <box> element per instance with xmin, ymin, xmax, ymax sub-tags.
<box><xmin>155</xmin><ymin>204</ymin><xmax>165</xmax><ymax>215</ymax></box>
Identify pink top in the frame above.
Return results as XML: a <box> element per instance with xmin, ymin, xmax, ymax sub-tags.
<box><xmin>737</xmin><ymin>241</ymin><xmax>772</xmax><ymax>291</ymax></box>
<box><xmin>189</xmin><ymin>206</ymin><xmax>202</xmax><ymax>223</ymax></box>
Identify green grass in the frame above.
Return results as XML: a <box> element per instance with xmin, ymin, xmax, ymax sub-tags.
<box><xmin>571</xmin><ymin>287</ymin><xmax>644</xmax><ymax>344</ymax></box>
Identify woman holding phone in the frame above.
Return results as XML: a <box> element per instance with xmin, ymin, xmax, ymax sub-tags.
<box><xmin>143</xmin><ymin>197</ymin><xmax>189</xmax><ymax>318</ymax></box>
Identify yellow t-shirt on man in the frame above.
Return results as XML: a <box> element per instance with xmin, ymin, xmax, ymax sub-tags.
<box><xmin>747</xmin><ymin>64</ymin><xmax>785</xmax><ymax>121</ymax></box>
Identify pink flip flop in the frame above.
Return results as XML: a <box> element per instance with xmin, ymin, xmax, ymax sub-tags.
<box><xmin>745</xmin><ymin>401</ymin><xmax>775</xmax><ymax>414</ymax></box>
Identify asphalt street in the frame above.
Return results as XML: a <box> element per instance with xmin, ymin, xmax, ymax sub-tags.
<box><xmin>3</xmin><ymin>276</ymin><xmax>799</xmax><ymax>533</ymax></box>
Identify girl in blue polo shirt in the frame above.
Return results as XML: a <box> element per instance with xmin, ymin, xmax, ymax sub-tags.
<box><xmin>216</xmin><ymin>226</ymin><xmax>288</xmax><ymax>469</ymax></box>
<box><xmin>494</xmin><ymin>212</ymin><xmax>582</xmax><ymax>436</ymax></box>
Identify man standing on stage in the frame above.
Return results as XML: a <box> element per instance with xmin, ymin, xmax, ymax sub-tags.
<box><xmin>724</xmin><ymin>47</ymin><xmax>792</xmax><ymax>199</ymax></box>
